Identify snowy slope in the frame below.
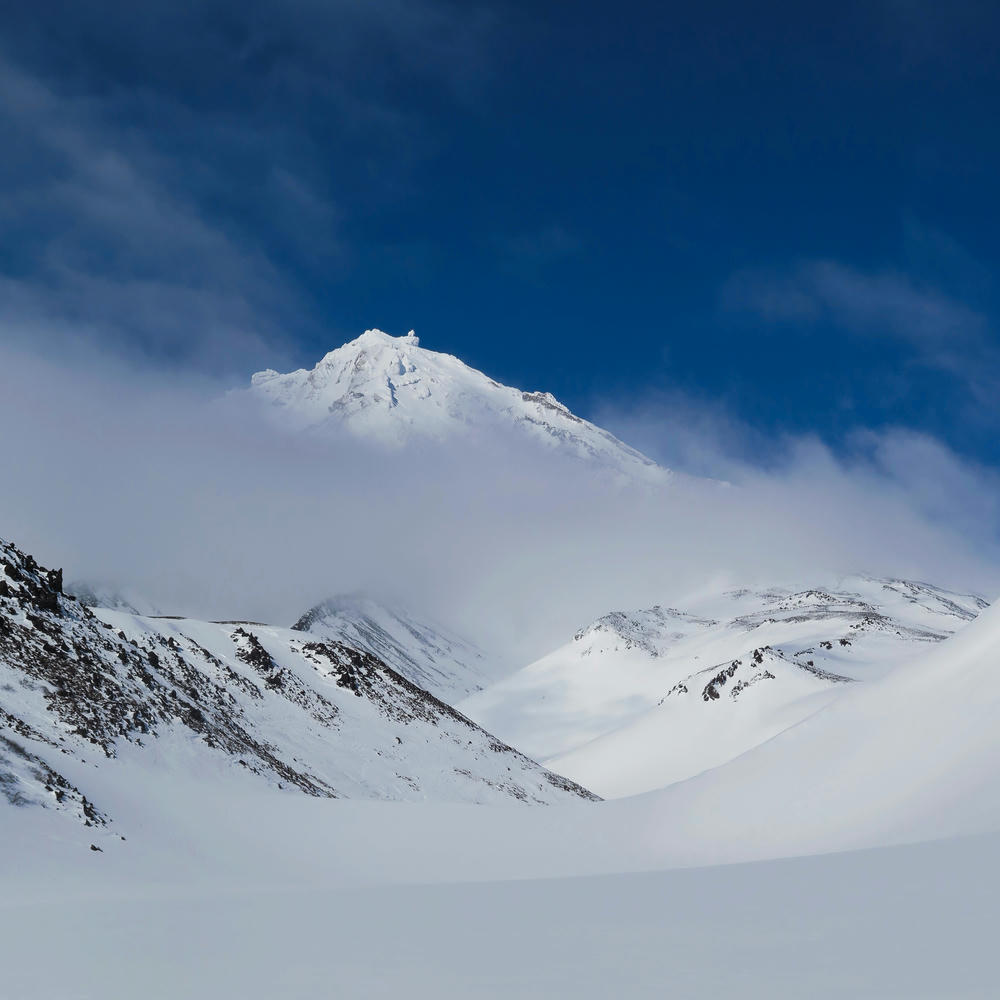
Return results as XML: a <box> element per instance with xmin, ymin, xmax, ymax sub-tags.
<box><xmin>632</xmin><ymin>590</ymin><xmax>1000</xmax><ymax>856</ymax></box>
<box><xmin>0</xmin><ymin>536</ymin><xmax>596</xmax><ymax>834</ymax></box>
<box><xmin>5</xmin><ymin>593</ymin><xmax>1000</xmax><ymax>999</ymax></box>
<box><xmin>462</xmin><ymin>577</ymin><xmax>988</xmax><ymax>796</ymax></box>
<box><xmin>292</xmin><ymin>594</ymin><xmax>491</xmax><ymax>701</ymax></box>
<box><xmin>9</xmin><ymin>595</ymin><xmax>999</xmax><ymax>888</ymax></box>
<box><xmin>8</xmin><ymin>602</ymin><xmax>1000</xmax><ymax>999</ymax></box>
<box><xmin>246</xmin><ymin>328</ymin><xmax>667</xmax><ymax>480</ymax></box>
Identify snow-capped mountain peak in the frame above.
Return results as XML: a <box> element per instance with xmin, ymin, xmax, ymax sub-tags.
<box><xmin>247</xmin><ymin>329</ymin><xmax>667</xmax><ymax>480</ymax></box>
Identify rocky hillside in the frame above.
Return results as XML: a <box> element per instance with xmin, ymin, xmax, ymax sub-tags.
<box><xmin>0</xmin><ymin>537</ymin><xmax>597</xmax><ymax>834</ymax></box>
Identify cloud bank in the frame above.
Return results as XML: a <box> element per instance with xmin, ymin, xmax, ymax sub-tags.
<box><xmin>1</xmin><ymin>341</ymin><xmax>996</xmax><ymax>670</ymax></box>
<box><xmin>723</xmin><ymin>259</ymin><xmax>1000</xmax><ymax>407</ymax></box>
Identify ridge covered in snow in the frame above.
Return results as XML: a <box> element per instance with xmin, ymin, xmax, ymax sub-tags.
<box><xmin>0</xmin><ymin>536</ymin><xmax>596</xmax><ymax>834</ymax></box>
<box><xmin>461</xmin><ymin>576</ymin><xmax>989</xmax><ymax>797</ymax></box>
<box><xmin>247</xmin><ymin>328</ymin><xmax>667</xmax><ymax>480</ymax></box>
<box><xmin>632</xmin><ymin>589</ymin><xmax>1000</xmax><ymax>856</ymax></box>
<box><xmin>292</xmin><ymin>594</ymin><xmax>492</xmax><ymax>701</ymax></box>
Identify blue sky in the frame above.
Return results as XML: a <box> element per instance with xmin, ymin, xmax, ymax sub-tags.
<box><xmin>2</xmin><ymin>0</ymin><xmax>998</xmax><ymax>467</ymax></box>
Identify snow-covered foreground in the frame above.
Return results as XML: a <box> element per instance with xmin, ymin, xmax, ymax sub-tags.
<box><xmin>4</xmin><ymin>489</ymin><xmax>1000</xmax><ymax>995</ymax></box>
<box><xmin>5</xmin><ymin>818</ymin><xmax>1000</xmax><ymax>999</ymax></box>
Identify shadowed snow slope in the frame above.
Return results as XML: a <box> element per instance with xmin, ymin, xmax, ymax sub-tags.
<box><xmin>246</xmin><ymin>328</ymin><xmax>668</xmax><ymax>481</ymax></box>
<box><xmin>462</xmin><ymin>577</ymin><xmax>988</xmax><ymax>796</ymax></box>
<box><xmin>6</xmin><ymin>831</ymin><xmax>1000</xmax><ymax>1000</ymax></box>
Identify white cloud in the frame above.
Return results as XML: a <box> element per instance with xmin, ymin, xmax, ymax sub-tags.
<box><xmin>0</xmin><ymin>57</ymin><xmax>309</xmax><ymax>373</ymax></box>
<box><xmin>597</xmin><ymin>390</ymin><xmax>1000</xmax><ymax>592</ymax></box>
<box><xmin>723</xmin><ymin>259</ymin><xmax>999</xmax><ymax>403</ymax></box>
<box><xmin>725</xmin><ymin>260</ymin><xmax>985</xmax><ymax>342</ymax></box>
<box><xmin>1</xmin><ymin>342</ymin><xmax>996</xmax><ymax>672</ymax></box>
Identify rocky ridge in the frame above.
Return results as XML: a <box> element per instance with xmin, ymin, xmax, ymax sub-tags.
<box><xmin>0</xmin><ymin>536</ymin><xmax>597</xmax><ymax>833</ymax></box>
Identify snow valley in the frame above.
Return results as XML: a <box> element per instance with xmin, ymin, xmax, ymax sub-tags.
<box><xmin>3</xmin><ymin>330</ymin><xmax>1000</xmax><ymax>999</ymax></box>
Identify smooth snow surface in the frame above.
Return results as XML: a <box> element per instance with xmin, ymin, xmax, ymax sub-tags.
<box><xmin>5</xmin><ymin>832</ymin><xmax>1000</xmax><ymax>999</ymax></box>
<box><xmin>463</xmin><ymin>576</ymin><xmax>988</xmax><ymax>796</ymax></box>
<box><xmin>246</xmin><ymin>328</ymin><xmax>668</xmax><ymax>481</ymax></box>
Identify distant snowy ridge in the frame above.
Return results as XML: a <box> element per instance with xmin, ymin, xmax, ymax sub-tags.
<box><xmin>462</xmin><ymin>576</ymin><xmax>989</xmax><ymax>797</ymax></box>
<box><xmin>247</xmin><ymin>328</ymin><xmax>667</xmax><ymax>481</ymax></box>
<box><xmin>630</xmin><ymin>588</ymin><xmax>1000</xmax><ymax>857</ymax></box>
<box><xmin>292</xmin><ymin>594</ymin><xmax>492</xmax><ymax>701</ymax></box>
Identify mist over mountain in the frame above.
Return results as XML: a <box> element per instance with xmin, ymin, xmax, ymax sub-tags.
<box><xmin>2</xmin><ymin>322</ymin><xmax>999</xmax><ymax>1000</ymax></box>
<box><xmin>247</xmin><ymin>328</ymin><xmax>667</xmax><ymax>481</ymax></box>
<box><xmin>292</xmin><ymin>592</ymin><xmax>494</xmax><ymax>701</ymax></box>
<box><xmin>1</xmin><ymin>333</ymin><xmax>995</xmax><ymax>672</ymax></box>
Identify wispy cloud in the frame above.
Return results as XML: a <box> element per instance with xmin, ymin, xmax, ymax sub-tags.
<box><xmin>724</xmin><ymin>260</ymin><xmax>986</xmax><ymax>342</ymax></box>
<box><xmin>723</xmin><ymin>259</ymin><xmax>999</xmax><ymax>403</ymax></box>
<box><xmin>0</xmin><ymin>0</ymin><xmax>498</xmax><ymax>373</ymax></box>
<box><xmin>0</xmin><ymin>56</ymin><xmax>316</xmax><ymax>372</ymax></box>
<box><xmin>595</xmin><ymin>387</ymin><xmax>1000</xmax><ymax>595</ymax></box>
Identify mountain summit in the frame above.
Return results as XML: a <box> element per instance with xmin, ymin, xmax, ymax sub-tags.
<box><xmin>248</xmin><ymin>329</ymin><xmax>667</xmax><ymax>480</ymax></box>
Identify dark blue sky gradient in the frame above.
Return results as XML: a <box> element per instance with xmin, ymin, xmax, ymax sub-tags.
<box><xmin>1</xmin><ymin>1</ymin><xmax>998</xmax><ymax>463</ymax></box>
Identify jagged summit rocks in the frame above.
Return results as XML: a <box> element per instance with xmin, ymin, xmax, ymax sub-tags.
<box><xmin>246</xmin><ymin>329</ymin><xmax>667</xmax><ymax>480</ymax></box>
